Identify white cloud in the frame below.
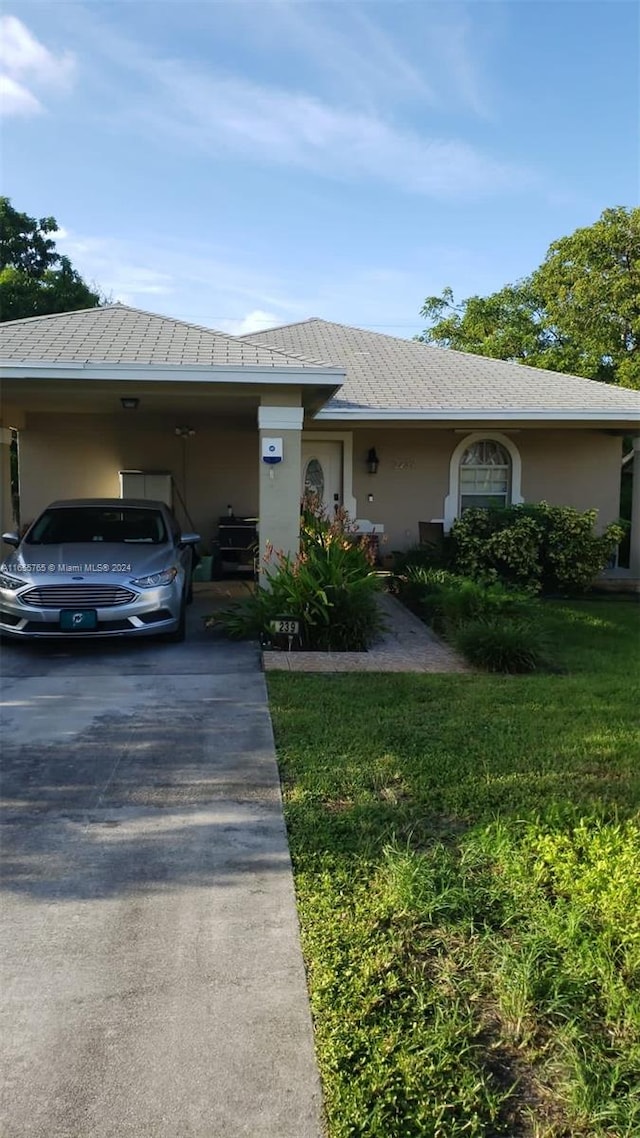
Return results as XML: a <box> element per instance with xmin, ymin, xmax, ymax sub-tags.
<box><xmin>145</xmin><ymin>67</ymin><xmax>529</xmax><ymax>199</ymax></box>
<box><xmin>55</xmin><ymin>232</ymin><xmax>173</xmax><ymax>302</ymax></box>
<box><xmin>0</xmin><ymin>15</ymin><xmax>75</xmax><ymax>116</ymax></box>
<box><xmin>219</xmin><ymin>310</ymin><xmax>282</xmax><ymax>336</ymax></box>
<box><xmin>0</xmin><ymin>15</ymin><xmax>74</xmax><ymax>85</ymax></box>
<box><xmin>256</xmin><ymin>1</ymin><xmax>434</xmax><ymax>106</ymax></box>
<box><xmin>0</xmin><ymin>73</ymin><xmax>41</xmax><ymax>116</ymax></box>
<box><xmin>52</xmin><ymin>227</ymin><xmax>308</xmax><ymax>328</ymax></box>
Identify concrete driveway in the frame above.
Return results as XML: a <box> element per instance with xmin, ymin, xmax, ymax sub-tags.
<box><xmin>0</xmin><ymin>591</ymin><xmax>324</xmax><ymax>1137</ymax></box>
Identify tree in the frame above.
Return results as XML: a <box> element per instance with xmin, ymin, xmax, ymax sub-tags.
<box><xmin>418</xmin><ymin>207</ymin><xmax>640</xmax><ymax>389</ymax></box>
<box><xmin>0</xmin><ymin>197</ymin><xmax>103</xmax><ymax>321</ymax></box>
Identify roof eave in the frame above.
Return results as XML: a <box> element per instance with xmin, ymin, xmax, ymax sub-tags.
<box><xmin>0</xmin><ymin>360</ymin><xmax>345</xmax><ymax>390</ymax></box>
<box><xmin>314</xmin><ymin>407</ymin><xmax>640</xmax><ymax>425</ymax></box>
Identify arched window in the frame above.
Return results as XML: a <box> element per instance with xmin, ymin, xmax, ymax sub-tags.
<box><xmin>442</xmin><ymin>432</ymin><xmax>523</xmax><ymax>531</ymax></box>
<box><xmin>459</xmin><ymin>439</ymin><xmax>511</xmax><ymax>512</ymax></box>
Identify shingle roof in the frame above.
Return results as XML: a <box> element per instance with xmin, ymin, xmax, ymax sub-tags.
<box><xmin>243</xmin><ymin>318</ymin><xmax>640</xmax><ymax>417</ymax></box>
<box><xmin>0</xmin><ymin>304</ymin><xmax>330</xmax><ymax>369</ymax></box>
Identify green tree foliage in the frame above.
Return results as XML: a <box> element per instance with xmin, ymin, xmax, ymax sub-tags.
<box><xmin>418</xmin><ymin>207</ymin><xmax>640</xmax><ymax>389</ymax></box>
<box><xmin>0</xmin><ymin>197</ymin><xmax>103</xmax><ymax>321</ymax></box>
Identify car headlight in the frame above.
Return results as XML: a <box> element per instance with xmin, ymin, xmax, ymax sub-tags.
<box><xmin>0</xmin><ymin>572</ymin><xmax>27</xmax><ymax>591</ymax></box>
<box><xmin>130</xmin><ymin>567</ymin><xmax>178</xmax><ymax>589</ymax></box>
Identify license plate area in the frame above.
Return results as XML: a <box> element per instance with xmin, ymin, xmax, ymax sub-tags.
<box><xmin>60</xmin><ymin>609</ymin><xmax>98</xmax><ymax>631</ymax></box>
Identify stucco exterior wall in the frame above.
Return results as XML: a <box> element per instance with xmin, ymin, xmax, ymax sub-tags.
<box><xmin>349</xmin><ymin>427</ymin><xmax>621</xmax><ymax>550</ymax></box>
<box><xmin>18</xmin><ymin>414</ymin><xmax>258</xmax><ymax>546</ymax></box>
<box><xmin>17</xmin><ymin>417</ymin><xmax>622</xmax><ymax>554</ymax></box>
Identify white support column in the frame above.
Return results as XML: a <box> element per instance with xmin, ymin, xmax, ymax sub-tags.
<box><xmin>258</xmin><ymin>400</ymin><xmax>303</xmax><ymax>578</ymax></box>
<box><xmin>630</xmin><ymin>435</ymin><xmax>640</xmax><ymax>579</ymax></box>
<box><xmin>0</xmin><ymin>427</ymin><xmax>15</xmax><ymax>537</ymax></box>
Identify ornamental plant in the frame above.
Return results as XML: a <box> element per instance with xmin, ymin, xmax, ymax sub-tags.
<box><xmin>453</xmin><ymin>615</ymin><xmax>550</xmax><ymax>673</ymax></box>
<box><xmin>215</xmin><ymin>497</ymin><xmax>383</xmax><ymax>651</ymax></box>
<box><xmin>449</xmin><ymin>503</ymin><xmax>624</xmax><ymax>594</ymax></box>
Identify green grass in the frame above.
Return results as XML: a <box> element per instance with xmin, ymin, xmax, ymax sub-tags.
<box><xmin>268</xmin><ymin>601</ymin><xmax>640</xmax><ymax>1138</ymax></box>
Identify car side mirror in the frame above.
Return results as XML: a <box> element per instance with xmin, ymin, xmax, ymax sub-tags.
<box><xmin>2</xmin><ymin>532</ymin><xmax>20</xmax><ymax>547</ymax></box>
<box><xmin>179</xmin><ymin>532</ymin><xmax>201</xmax><ymax>546</ymax></box>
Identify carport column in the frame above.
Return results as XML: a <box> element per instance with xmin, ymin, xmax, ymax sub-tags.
<box><xmin>0</xmin><ymin>427</ymin><xmax>15</xmax><ymax>538</ymax></box>
<box><xmin>258</xmin><ymin>399</ymin><xmax>303</xmax><ymax>580</ymax></box>
<box><xmin>630</xmin><ymin>436</ymin><xmax>640</xmax><ymax>579</ymax></box>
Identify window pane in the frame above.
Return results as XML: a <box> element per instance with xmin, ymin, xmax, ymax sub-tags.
<box><xmin>304</xmin><ymin>458</ymin><xmax>325</xmax><ymax>501</ymax></box>
<box><xmin>460</xmin><ymin>468</ymin><xmax>478</xmax><ymax>485</ymax></box>
<box><xmin>461</xmin><ymin>440</ymin><xmax>510</xmax><ymax>467</ymax></box>
<box><xmin>461</xmin><ymin>494</ymin><xmax>507</xmax><ymax>511</ymax></box>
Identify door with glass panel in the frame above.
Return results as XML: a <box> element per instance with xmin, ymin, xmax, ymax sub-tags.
<box><xmin>301</xmin><ymin>441</ymin><xmax>343</xmax><ymax>516</ymax></box>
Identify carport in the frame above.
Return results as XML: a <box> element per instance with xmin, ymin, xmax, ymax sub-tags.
<box><xmin>0</xmin><ymin>304</ymin><xmax>343</xmax><ymax>566</ymax></box>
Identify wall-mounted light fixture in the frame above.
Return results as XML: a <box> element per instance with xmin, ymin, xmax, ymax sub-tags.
<box><xmin>121</xmin><ymin>397</ymin><xmax>139</xmax><ymax>410</ymax></box>
<box><xmin>175</xmin><ymin>426</ymin><xmax>196</xmax><ymax>438</ymax></box>
<box><xmin>367</xmin><ymin>447</ymin><xmax>379</xmax><ymax>475</ymax></box>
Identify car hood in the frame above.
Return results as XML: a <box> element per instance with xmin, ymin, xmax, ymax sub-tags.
<box><xmin>4</xmin><ymin>542</ymin><xmax>177</xmax><ymax>583</ymax></box>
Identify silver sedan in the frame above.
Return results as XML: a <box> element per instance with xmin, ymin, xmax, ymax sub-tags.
<box><xmin>0</xmin><ymin>498</ymin><xmax>200</xmax><ymax>641</ymax></box>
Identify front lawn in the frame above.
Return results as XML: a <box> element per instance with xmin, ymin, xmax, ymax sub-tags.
<box><xmin>268</xmin><ymin>601</ymin><xmax>640</xmax><ymax>1138</ymax></box>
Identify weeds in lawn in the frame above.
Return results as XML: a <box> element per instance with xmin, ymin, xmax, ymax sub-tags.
<box><xmin>270</xmin><ymin>601</ymin><xmax>640</xmax><ymax>1137</ymax></box>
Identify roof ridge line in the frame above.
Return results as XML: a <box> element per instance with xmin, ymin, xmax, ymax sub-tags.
<box><xmin>245</xmin><ymin>317</ymin><xmax>640</xmax><ymax>391</ymax></box>
<box><xmin>0</xmin><ymin>303</ymin><xmax>335</xmax><ymax>369</ymax></box>
<box><xmin>241</xmin><ymin>317</ymin><xmax>319</xmax><ymax>337</ymax></box>
<box><xmin>112</xmin><ymin>303</ymin><xmax>334</xmax><ymax>366</ymax></box>
<box><xmin>0</xmin><ymin>304</ymin><xmax>108</xmax><ymax>327</ymax></box>
<box><xmin>242</xmin><ymin>316</ymin><xmax>424</xmax><ymax>347</ymax></box>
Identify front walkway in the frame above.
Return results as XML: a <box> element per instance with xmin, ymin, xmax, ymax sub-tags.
<box><xmin>0</xmin><ymin>593</ymin><xmax>323</xmax><ymax>1137</ymax></box>
<box><xmin>263</xmin><ymin>591</ymin><xmax>469</xmax><ymax>673</ymax></box>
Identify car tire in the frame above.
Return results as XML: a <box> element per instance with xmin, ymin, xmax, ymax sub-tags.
<box><xmin>164</xmin><ymin>596</ymin><xmax>186</xmax><ymax>643</ymax></box>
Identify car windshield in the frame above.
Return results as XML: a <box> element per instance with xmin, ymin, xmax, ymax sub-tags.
<box><xmin>25</xmin><ymin>507</ymin><xmax>169</xmax><ymax>545</ymax></box>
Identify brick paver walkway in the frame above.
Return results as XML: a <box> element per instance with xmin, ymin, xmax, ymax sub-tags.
<box><xmin>263</xmin><ymin>592</ymin><xmax>469</xmax><ymax>673</ymax></box>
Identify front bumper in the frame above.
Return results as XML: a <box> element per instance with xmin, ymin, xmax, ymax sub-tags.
<box><xmin>0</xmin><ymin>584</ymin><xmax>182</xmax><ymax>639</ymax></box>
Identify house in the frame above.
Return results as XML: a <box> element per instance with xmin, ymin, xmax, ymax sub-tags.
<box><xmin>1</xmin><ymin>304</ymin><xmax>639</xmax><ymax>578</ymax></box>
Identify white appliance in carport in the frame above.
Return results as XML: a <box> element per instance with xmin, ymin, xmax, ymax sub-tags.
<box><xmin>119</xmin><ymin>470</ymin><xmax>173</xmax><ymax>506</ymax></box>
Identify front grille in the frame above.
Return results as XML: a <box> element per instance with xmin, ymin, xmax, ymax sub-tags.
<box><xmin>20</xmin><ymin>585</ymin><xmax>137</xmax><ymax>608</ymax></box>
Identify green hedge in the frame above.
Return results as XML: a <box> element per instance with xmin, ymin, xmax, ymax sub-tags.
<box><xmin>449</xmin><ymin>503</ymin><xmax>623</xmax><ymax>594</ymax></box>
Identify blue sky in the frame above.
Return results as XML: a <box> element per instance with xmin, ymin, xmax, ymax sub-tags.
<box><xmin>1</xmin><ymin>1</ymin><xmax>638</xmax><ymax>337</ymax></box>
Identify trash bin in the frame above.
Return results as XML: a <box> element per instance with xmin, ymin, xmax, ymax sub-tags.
<box><xmin>192</xmin><ymin>555</ymin><xmax>213</xmax><ymax>582</ymax></box>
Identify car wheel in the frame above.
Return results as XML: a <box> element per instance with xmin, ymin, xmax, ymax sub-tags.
<box><xmin>164</xmin><ymin>596</ymin><xmax>186</xmax><ymax>643</ymax></box>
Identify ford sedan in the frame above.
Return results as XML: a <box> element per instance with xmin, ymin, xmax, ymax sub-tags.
<box><xmin>0</xmin><ymin>499</ymin><xmax>200</xmax><ymax>641</ymax></box>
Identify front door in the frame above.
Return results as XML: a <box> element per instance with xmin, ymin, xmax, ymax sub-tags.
<box><xmin>301</xmin><ymin>440</ymin><xmax>343</xmax><ymax>516</ymax></box>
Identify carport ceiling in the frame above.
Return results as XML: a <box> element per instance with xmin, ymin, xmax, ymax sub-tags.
<box><xmin>1</xmin><ymin>379</ymin><xmax>324</xmax><ymax>420</ymax></box>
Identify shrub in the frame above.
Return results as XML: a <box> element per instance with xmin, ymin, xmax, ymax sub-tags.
<box><xmin>392</xmin><ymin>541</ymin><xmax>449</xmax><ymax>574</ymax></box>
<box><xmin>215</xmin><ymin>501</ymin><xmax>383</xmax><ymax>651</ymax></box>
<box><xmin>392</xmin><ymin>565</ymin><xmax>457</xmax><ymax>617</ymax></box>
<box><xmin>450</xmin><ymin>503</ymin><xmax>624</xmax><ymax>594</ymax></box>
<box><xmin>453</xmin><ymin>616</ymin><xmax>549</xmax><ymax>673</ymax></box>
<box><xmin>395</xmin><ymin>568</ymin><xmax>536</xmax><ymax>635</ymax></box>
<box><xmin>438</xmin><ymin>578</ymin><xmax>535</xmax><ymax>633</ymax></box>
